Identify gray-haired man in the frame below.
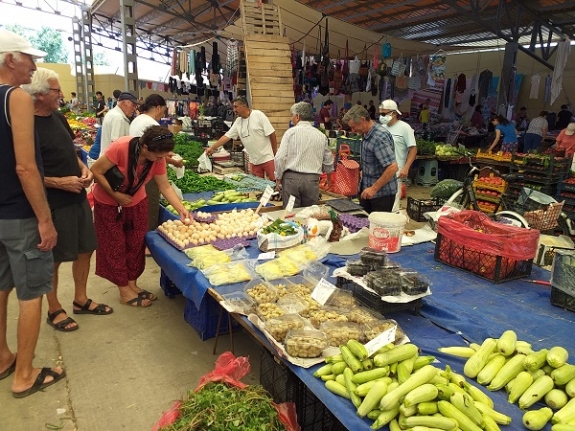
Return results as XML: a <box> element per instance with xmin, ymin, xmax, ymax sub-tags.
<box><xmin>0</xmin><ymin>29</ymin><xmax>65</xmax><ymax>398</ymax></box>
<box><xmin>274</xmin><ymin>102</ymin><xmax>334</xmax><ymax>208</ymax></box>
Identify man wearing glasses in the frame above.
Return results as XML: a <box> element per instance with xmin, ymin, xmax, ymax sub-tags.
<box><xmin>206</xmin><ymin>96</ymin><xmax>277</xmax><ymax>180</ymax></box>
<box><xmin>22</xmin><ymin>68</ymin><xmax>113</xmax><ymax>333</ymax></box>
<box><xmin>99</xmin><ymin>92</ymin><xmax>139</xmax><ymax>157</ymax></box>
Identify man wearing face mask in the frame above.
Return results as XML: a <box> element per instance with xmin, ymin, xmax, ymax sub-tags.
<box><xmin>379</xmin><ymin>100</ymin><xmax>417</xmax><ymax>213</ymax></box>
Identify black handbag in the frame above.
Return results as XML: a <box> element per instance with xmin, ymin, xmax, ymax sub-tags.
<box><xmin>104</xmin><ymin>165</ymin><xmax>125</xmax><ymax>191</ymax></box>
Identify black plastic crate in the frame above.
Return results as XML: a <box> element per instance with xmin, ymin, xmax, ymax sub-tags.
<box><xmin>183</xmin><ymin>295</ymin><xmax>238</xmax><ymax>341</ymax></box>
<box><xmin>407</xmin><ymin>197</ymin><xmax>444</xmax><ymax>222</ymax></box>
<box><xmin>259</xmin><ymin>347</ymin><xmax>300</xmax><ymax>405</ymax></box>
<box><xmin>550</xmin><ymin>286</ymin><xmax>575</xmax><ymax>312</ymax></box>
<box><xmin>296</xmin><ymin>385</ymin><xmax>347</xmax><ymax>431</ymax></box>
<box><xmin>159</xmin><ymin>270</ymin><xmax>182</xmax><ymax>298</ymax></box>
<box><xmin>336</xmin><ymin>277</ymin><xmax>422</xmax><ymax>316</ymax></box>
<box><xmin>434</xmin><ymin>233</ymin><xmax>533</xmax><ymax>283</ymax></box>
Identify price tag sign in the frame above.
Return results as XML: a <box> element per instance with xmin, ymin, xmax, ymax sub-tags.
<box><xmin>311</xmin><ymin>278</ymin><xmax>337</xmax><ymax>306</ymax></box>
<box><xmin>258</xmin><ymin>251</ymin><xmax>275</xmax><ymax>260</ymax></box>
<box><xmin>285</xmin><ymin>195</ymin><xmax>295</xmax><ymax>213</ymax></box>
<box><xmin>365</xmin><ymin>325</ymin><xmax>397</xmax><ymax>357</ymax></box>
<box><xmin>260</xmin><ymin>186</ymin><xmax>274</xmax><ymax>206</ymax></box>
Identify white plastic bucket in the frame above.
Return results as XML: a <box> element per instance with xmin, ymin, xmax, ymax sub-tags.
<box><xmin>368</xmin><ymin>212</ymin><xmax>407</xmax><ymax>253</ymax></box>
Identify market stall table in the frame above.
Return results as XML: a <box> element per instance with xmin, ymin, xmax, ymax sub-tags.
<box><xmin>146</xmin><ymin>231</ymin><xmax>575</xmax><ymax>431</ymax></box>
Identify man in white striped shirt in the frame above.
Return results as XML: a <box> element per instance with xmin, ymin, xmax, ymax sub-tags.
<box><xmin>274</xmin><ymin>102</ymin><xmax>334</xmax><ymax>208</ymax></box>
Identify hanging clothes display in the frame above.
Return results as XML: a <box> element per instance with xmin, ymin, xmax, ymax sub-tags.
<box><xmin>551</xmin><ymin>39</ymin><xmax>571</xmax><ymax>105</ymax></box>
<box><xmin>429</xmin><ymin>51</ymin><xmax>446</xmax><ymax>81</ymax></box>
<box><xmin>544</xmin><ymin>75</ymin><xmax>552</xmax><ymax>104</ymax></box>
<box><xmin>478</xmin><ymin>69</ymin><xmax>493</xmax><ymax>100</ymax></box>
<box><xmin>529</xmin><ymin>74</ymin><xmax>541</xmax><ymax>99</ymax></box>
<box><xmin>171</xmin><ymin>48</ymin><xmax>178</xmax><ymax>76</ymax></box>
<box><xmin>226</xmin><ymin>39</ymin><xmax>238</xmax><ymax>77</ymax></box>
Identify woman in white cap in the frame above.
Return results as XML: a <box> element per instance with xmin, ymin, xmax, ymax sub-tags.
<box><xmin>555</xmin><ymin>122</ymin><xmax>575</xmax><ymax>158</ymax></box>
<box><xmin>379</xmin><ymin>100</ymin><xmax>417</xmax><ymax>212</ymax></box>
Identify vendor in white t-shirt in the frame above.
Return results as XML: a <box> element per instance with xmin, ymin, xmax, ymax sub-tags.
<box><xmin>206</xmin><ymin>96</ymin><xmax>278</xmax><ymax>180</ymax></box>
<box><xmin>379</xmin><ymin>100</ymin><xmax>417</xmax><ymax>213</ymax></box>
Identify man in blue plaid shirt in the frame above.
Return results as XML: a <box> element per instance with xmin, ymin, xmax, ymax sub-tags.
<box><xmin>343</xmin><ymin>105</ymin><xmax>398</xmax><ymax>213</ymax></box>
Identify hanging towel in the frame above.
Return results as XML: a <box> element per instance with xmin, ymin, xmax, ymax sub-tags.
<box><xmin>372</xmin><ymin>45</ymin><xmax>378</xmax><ymax>69</ymax></box>
<box><xmin>551</xmin><ymin>39</ymin><xmax>571</xmax><ymax>105</ymax></box>
<box><xmin>529</xmin><ymin>74</ymin><xmax>540</xmax><ymax>99</ymax></box>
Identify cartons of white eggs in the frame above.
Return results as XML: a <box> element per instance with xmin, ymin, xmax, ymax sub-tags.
<box><xmin>157</xmin><ymin>208</ymin><xmax>269</xmax><ymax>250</ymax></box>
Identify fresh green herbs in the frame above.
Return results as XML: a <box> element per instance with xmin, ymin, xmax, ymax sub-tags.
<box><xmin>160</xmin><ymin>382</ymin><xmax>286</xmax><ymax>431</ymax></box>
<box><xmin>167</xmin><ymin>170</ymin><xmax>236</xmax><ymax>194</ymax></box>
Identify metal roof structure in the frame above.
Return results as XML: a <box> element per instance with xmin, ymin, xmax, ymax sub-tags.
<box><xmin>85</xmin><ymin>0</ymin><xmax>575</xmax><ymax>69</ymax></box>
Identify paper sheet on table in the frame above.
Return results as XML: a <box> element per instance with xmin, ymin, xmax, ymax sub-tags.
<box><xmin>328</xmin><ymin>228</ymin><xmax>370</xmax><ymax>255</ymax></box>
<box><xmin>333</xmin><ymin>267</ymin><xmax>432</xmax><ymax>303</ymax></box>
<box><xmin>401</xmin><ymin>225</ymin><xmax>437</xmax><ymax>246</ymax></box>
<box><xmin>247</xmin><ymin>314</ymin><xmax>326</xmax><ymax>368</ymax></box>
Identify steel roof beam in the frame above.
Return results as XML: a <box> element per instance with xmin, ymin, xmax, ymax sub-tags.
<box><xmin>442</xmin><ymin>0</ymin><xmax>555</xmax><ymax>70</ymax></box>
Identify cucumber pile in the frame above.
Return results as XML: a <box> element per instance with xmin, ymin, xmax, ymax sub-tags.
<box><xmin>314</xmin><ymin>340</ymin><xmax>514</xmax><ymax>430</ymax></box>
<box><xmin>441</xmin><ymin>329</ymin><xmax>575</xmax><ymax>430</ymax></box>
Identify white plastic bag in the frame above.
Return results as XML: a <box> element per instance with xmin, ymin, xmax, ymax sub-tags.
<box><xmin>197</xmin><ymin>152</ymin><xmax>212</xmax><ymax>173</ymax></box>
<box><xmin>168</xmin><ymin>154</ymin><xmax>185</xmax><ymax>179</ymax></box>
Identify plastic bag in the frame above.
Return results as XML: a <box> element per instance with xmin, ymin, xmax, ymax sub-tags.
<box><xmin>197</xmin><ymin>152</ymin><xmax>212</xmax><ymax>173</ymax></box>
<box><xmin>152</xmin><ymin>352</ymin><xmax>300</xmax><ymax>431</ymax></box>
<box><xmin>437</xmin><ymin>210</ymin><xmax>539</xmax><ymax>261</ymax></box>
<box><xmin>169</xmin><ymin>182</ymin><xmax>184</xmax><ymax>200</ymax></box>
<box><xmin>168</xmin><ymin>154</ymin><xmax>185</xmax><ymax>179</ymax></box>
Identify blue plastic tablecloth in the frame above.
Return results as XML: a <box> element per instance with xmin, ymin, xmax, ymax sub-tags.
<box><xmin>145</xmin><ymin>234</ymin><xmax>575</xmax><ymax>431</ymax></box>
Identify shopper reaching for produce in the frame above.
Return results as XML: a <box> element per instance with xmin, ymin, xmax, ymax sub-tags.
<box><xmin>487</xmin><ymin>114</ymin><xmax>518</xmax><ymax>153</ymax></box>
<box><xmin>205</xmin><ymin>95</ymin><xmax>277</xmax><ymax>180</ymax></box>
<box><xmin>91</xmin><ymin>126</ymin><xmax>190</xmax><ymax>307</ymax></box>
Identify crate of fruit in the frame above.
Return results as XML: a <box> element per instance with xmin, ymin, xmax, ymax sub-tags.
<box><xmin>434</xmin><ymin>210</ymin><xmax>539</xmax><ymax>283</ymax></box>
<box><xmin>407</xmin><ymin>197</ymin><xmax>444</xmax><ymax>222</ymax></box>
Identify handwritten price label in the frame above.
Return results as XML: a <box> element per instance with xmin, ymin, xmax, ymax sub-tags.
<box><xmin>311</xmin><ymin>278</ymin><xmax>337</xmax><ymax>305</ymax></box>
<box><xmin>365</xmin><ymin>325</ymin><xmax>397</xmax><ymax>357</ymax></box>
<box><xmin>260</xmin><ymin>186</ymin><xmax>274</xmax><ymax>206</ymax></box>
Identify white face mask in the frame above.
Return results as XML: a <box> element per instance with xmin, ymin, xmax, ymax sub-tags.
<box><xmin>379</xmin><ymin>114</ymin><xmax>392</xmax><ymax>125</ymax></box>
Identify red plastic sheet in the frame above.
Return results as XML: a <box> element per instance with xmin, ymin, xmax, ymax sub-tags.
<box><xmin>437</xmin><ymin>210</ymin><xmax>539</xmax><ymax>261</ymax></box>
<box><xmin>152</xmin><ymin>352</ymin><xmax>300</xmax><ymax>431</ymax></box>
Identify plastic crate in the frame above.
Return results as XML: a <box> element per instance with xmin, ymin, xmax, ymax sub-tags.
<box><xmin>407</xmin><ymin>197</ymin><xmax>444</xmax><ymax>222</ymax></box>
<box><xmin>550</xmin><ymin>285</ymin><xmax>575</xmax><ymax>312</ymax></box>
<box><xmin>434</xmin><ymin>233</ymin><xmax>533</xmax><ymax>283</ymax></box>
<box><xmin>159</xmin><ymin>270</ymin><xmax>182</xmax><ymax>298</ymax></box>
<box><xmin>259</xmin><ymin>348</ymin><xmax>300</xmax><ymax>404</ymax></box>
<box><xmin>183</xmin><ymin>295</ymin><xmax>238</xmax><ymax>341</ymax></box>
<box><xmin>336</xmin><ymin>277</ymin><xmax>422</xmax><ymax>315</ymax></box>
<box><xmin>296</xmin><ymin>385</ymin><xmax>347</xmax><ymax>431</ymax></box>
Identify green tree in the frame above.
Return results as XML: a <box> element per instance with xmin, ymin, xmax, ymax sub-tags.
<box><xmin>93</xmin><ymin>51</ymin><xmax>110</xmax><ymax>66</ymax></box>
<box><xmin>4</xmin><ymin>25</ymin><xmax>67</xmax><ymax>63</ymax></box>
<box><xmin>31</xmin><ymin>27</ymin><xmax>67</xmax><ymax>63</ymax></box>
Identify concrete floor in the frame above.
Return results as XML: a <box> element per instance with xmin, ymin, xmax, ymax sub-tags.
<box><xmin>1</xmin><ymin>186</ymin><xmax>434</xmax><ymax>431</ymax></box>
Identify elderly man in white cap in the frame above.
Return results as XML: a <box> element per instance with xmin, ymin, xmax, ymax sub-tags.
<box><xmin>99</xmin><ymin>91</ymin><xmax>139</xmax><ymax>157</ymax></box>
<box><xmin>379</xmin><ymin>99</ymin><xmax>417</xmax><ymax>213</ymax></box>
<box><xmin>0</xmin><ymin>29</ymin><xmax>65</xmax><ymax>398</ymax></box>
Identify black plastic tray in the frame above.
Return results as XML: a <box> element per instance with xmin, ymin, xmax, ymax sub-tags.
<box><xmin>325</xmin><ymin>199</ymin><xmax>364</xmax><ymax>212</ymax></box>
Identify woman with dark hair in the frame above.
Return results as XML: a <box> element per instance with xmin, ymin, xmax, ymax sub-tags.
<box><xmin>487</xmin><ymin>115</ymin><xmax>518</xmax><ymax>153</ymax></box>
<box><xmin>130</xmin><ymin>94</ymin><xmax>183</xmax><ymax>232</ymax></box>
<box><xmin>130</xmin><ymin>94</ymin><xmax>167</xmax><ymax>136</ymax></box>
<box><xmin>523</xmin><ymin>110</ymin><xmax>548</xmax><ymax>153</ymax></box>
<box><xmin>91</xmin><ymin>126</ymin><xmax>190</xmax><ymax>307</ymax></box>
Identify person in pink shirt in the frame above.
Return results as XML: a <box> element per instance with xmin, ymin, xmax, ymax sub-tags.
<box><xmin>555</xmin><ymin>122</ymin><xmax>575</xmax><ymax>158</ymax></box>
<box><xmin>90</xmin><ymin>126</ymin><xmax>190</xmax><ymax>307</ymax></box>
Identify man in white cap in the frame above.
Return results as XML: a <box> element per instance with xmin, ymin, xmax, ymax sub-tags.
<box><xmin>0</xmin><ymin>29</ymin><xmax>65</xmax><ymax>398</ymax></box>
<box><xmin>379</xmin><ymin>99</ymin><xmax>417</xmax><ymax>212</ymax></box>
<box><xmin>99</xmin><ymin>91</ymin><xmax>139</xmax><ymax>157</ymax></box>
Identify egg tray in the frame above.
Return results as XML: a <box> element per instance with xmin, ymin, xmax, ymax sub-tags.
<box><xmin>156</xmin><ymin>228</ymin><xmax>255</xmax><ymax>251</ymax></box>
<box><xmin>338</xmin><ymin>213</ymin><xmax>370</xmax><ymax>233</ymax></box>
<box><xmin>191</xmin><ymin>211</ymin><xmax>218</xmax><ymax>223</ymax></box>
